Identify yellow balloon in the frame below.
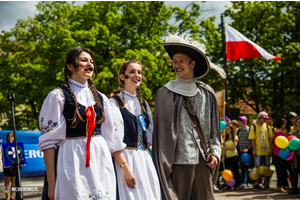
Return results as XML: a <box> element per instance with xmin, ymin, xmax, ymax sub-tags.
<box><xmin>249</xmin><ymin>167</ymin><xmax>260</xmax><ymax>180</ymax></box>
<box><xmin>264</xmin><ymin>167</ymin><xmax>273</xmax><ymax>177</ymax></box>
<box><xmin>258</xmin><ymin>166</ymin><xmax>265</xmax><ymax>175</ymax></box>
<box><xmin>222</xmin><ymin>169</ymin><xmax>234</xmax><ymax>181</ymax></box>
<box><xmin>275</xmin><ymin>136</ymin><xmax>289</xmax><ymax>149</ymax></box>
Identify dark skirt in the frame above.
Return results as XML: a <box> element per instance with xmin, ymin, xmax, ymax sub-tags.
<box><xmin>3</xmin><ymin>167</ymin><xmax>16</xmax><ymax>177</ymax></box>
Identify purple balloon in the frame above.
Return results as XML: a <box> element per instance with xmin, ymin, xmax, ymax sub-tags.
<box><xmin>225</xmin><ymin>178</ymin><xmax>236</xmax><ymax>187</ymax></box>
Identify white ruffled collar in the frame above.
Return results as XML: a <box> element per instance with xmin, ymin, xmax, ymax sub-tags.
<box><xmin>164</xmin><ymin>77</ymin><xmax>198</xmax><ymax>97</ymax></box>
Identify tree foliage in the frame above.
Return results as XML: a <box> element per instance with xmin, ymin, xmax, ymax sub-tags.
<box><xmin>0</xmin><ymin>1</ymin><xmax>221</xmax><ymax>130</ymax></box>
<box><xmin>223</xmin><ymin>1</ymin><xmax>300</xmax><ymax>119</ymax></box>
<box><xmin>2</xmin><ymin>1</ymin><xmax>299</xmax><ymax>130</ymax></box>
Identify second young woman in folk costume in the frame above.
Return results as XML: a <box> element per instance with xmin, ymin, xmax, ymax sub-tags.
<box><xmin>110</xmin><ymin>60</ymin><xmax>161</xmax><ymax>200</ymax></box>
<box><xmin>38</xmin><ymin>47</ymin><xmax>125</xmax><ymax>200</ymax></box>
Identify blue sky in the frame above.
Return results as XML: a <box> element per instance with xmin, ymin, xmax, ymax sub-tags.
<box><xmin>0</xmin><ymin>1</ymin><xmax>232</xmax><ymax>32</ymax></box>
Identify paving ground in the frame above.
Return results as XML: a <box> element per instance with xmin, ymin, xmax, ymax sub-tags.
<box><xmin>0</xmin><ymin>174</ymin><xmax>300</xmax><ymax>200</ymax></box>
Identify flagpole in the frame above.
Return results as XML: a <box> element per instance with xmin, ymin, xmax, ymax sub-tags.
<box><xmin>221</xmin><ymin>14</ymin><xmax>230</xmax><ymax>119</ymax></box>
<box><xmin>8</xmin><ymin>93</ymin><xmax>23</xmax><ymax>200</ymax></box>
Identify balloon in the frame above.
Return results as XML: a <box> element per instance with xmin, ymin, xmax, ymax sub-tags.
<box><xmin>220</xmin><ymin>120</ymin><xmax>226</xmax><ymax>131</ymax></box>
<box><xmin>241</xmin><ymin>153</ymin><xmax>251</xmax><ymax>164</ymax></box>
<box><xmin>225</xmin><ymin>178</ymin><xmax>236</xmax><ymax>187</ymax></box>
<box><xmin>222</xmin><ymin>169</ymin><xmax>233</xmax><ymax>181</ymax></box>
<box><xmin>279</xmin><ymin>148</ymin><xmax>291</xmax><ymax>160</ymax></box>
<box><xmin>249</xmin><ymin>167</ymin><xmax>260</xmax><ymax>180</ymax></box>
<box><xmin>286</xmin><ymin>151</ymin><xmax>294</xmax><ymax>161</ymax></box>
<box><xmin>288</xmin><ymin>135</ymin><xmax>297</xmax><ymax>141</ymax></box>
<box><xmin>275</xmin><ymin>136</ymin><xmax>289</xmax><ymax>149</ymax></box>
<box><xmin>289</xmin><ymin>138</ymin><xmax>300</xmax><ymax>151</ymax></box>
<box><xmin>264</xmin><ymin>167</ymin><xmax>273</xmax><ymax>177</ymax></box>
<box><xmin>258</xmin><ymin>166</ymin><xmax>265</xmax><ymax>175</ymax></box>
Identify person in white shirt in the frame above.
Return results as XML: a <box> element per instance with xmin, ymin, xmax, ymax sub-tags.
<box><xmin>38</xmin><ymin>47</ymin><xmax>125</xmax><ymax>200</ymax></box>
<box><xmin>110</xmin><ymin>60</ymin><xmax>161</xmax><ymax>200</ymax></box>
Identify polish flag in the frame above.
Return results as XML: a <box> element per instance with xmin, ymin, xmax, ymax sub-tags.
<box><xmin>225</xmin><ymin>24</ymin><xmax>281</xmax><ymax>61</ymax></box>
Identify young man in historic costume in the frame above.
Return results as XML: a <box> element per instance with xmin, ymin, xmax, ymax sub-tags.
<box><xmin>152</xmin><ymin>33</ymin><xmax>226</xmax><ymax>200</ymax></box>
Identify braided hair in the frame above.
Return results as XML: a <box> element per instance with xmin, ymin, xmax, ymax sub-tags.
<box><xmin>118</xmin><ymin>60</ymin><xmax>147</xmax><ymax>113</ymax></box>
<box><xmin>64</xmin><ymin>47</ymin><xmax>105</xmax><ymax>127</ymax></box>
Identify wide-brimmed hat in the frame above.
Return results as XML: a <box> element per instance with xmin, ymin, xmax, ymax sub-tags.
<box><xmin>163</xmin><ymin>33</ymin><xmax>226</xmax><ymax>79</ymax></box>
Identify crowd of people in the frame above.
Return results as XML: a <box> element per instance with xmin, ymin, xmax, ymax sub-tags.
<box><xmin>214</xmin><ymin>111</ymin><xmax>300</xmax><ymax>196</ymax></box>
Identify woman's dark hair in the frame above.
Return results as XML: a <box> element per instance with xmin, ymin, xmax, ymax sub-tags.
<box><xmin>224</xmin><ymin>125</ymin><xmax>235</xmax><ymax>142</ymax></box>
<box><xmin>274</xmin><ymin>118</ymin><xmax>285</xmax><ymax>129</ymax></box>
<box><xmin>64</xmin><ymin>47</ymin><xmax>105</xmax><ymax>127</ymax></box>
<box><xmin>6</xmin><ymin>132</ymin><xmax>14</xmax><ymax>143</ymax></box>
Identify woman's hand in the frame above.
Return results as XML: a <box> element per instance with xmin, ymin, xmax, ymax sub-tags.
<box><xmin>221</xmin><ymin>157</ymin><xmax>225</xmax><ymax>163</ymax></box>
<box><xmin>47</xmin><ymin>181</ymin><xmax>55</xmax><ymax>200</ymax></box>
<box><xmin>122</xmin><ymin>164</ymin><xmax>136</xmax><ymax>188</ymax></box>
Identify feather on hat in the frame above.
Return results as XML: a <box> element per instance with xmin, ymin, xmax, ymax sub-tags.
<box><xmin>163</xmin><ymin>33</ymin><xmax>226</xmax><ymax>79</ymax></box>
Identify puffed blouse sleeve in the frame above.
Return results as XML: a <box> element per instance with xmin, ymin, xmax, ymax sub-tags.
<box><xmin>145</xmin><ymin>100</ymin><xmax>154</xmax><ymax>147</ymax></box>
<box><xmin>100</xmin><ymin>92</ymin><xmax>126</xmax><ymax>154</ymax></box>
<box><xmin>38</xmin><ymin>88</ymin><xmax>66</xmax><ymax>151</ymax></box>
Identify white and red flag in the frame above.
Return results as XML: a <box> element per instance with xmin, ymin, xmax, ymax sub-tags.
<box><xmin>225</xmin><ymin>24</ymin><xmax>281</xmax><ymax>61</ymax></box>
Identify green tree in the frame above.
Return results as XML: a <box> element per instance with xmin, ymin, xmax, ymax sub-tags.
<box><xmin>0</xmin><ymin>1</ymin><xmax>220</xmax><ymax>130</ymax></box>
<box><xmin>223</xmin><ymin>1</ymin><xmax>300</xmax><ymax>119</ymax></box>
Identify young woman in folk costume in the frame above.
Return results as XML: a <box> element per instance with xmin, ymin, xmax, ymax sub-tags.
<box><xmin>38</xmin><ymin>47</ymin><xmax>125</xmax><ymax>200</ymax></box>
<box><xmin>110</xmin><ymin>60</ymin><xmax>161</xmax><ymax>200</ymax></box>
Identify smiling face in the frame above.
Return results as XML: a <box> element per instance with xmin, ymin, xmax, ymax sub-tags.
<box><xmin>67</xmin><ymin>51</ymin><xmax>94</xmax><ymax>84</ymax></box>
<box><xmin>172</xmin><ymin>53</ymin><xmax>195</xmax><ymax>79</ymax></box>
<box><xmin>120</xmin><ymin>63</ymin><xmax>142</xmax><ymax>92</ymax></box>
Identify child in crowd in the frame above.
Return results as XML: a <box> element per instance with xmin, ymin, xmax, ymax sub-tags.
<box><xmin>222</xmin><ymin>124</ymin><xmax>240</xmax><ymax>190</ymax></box>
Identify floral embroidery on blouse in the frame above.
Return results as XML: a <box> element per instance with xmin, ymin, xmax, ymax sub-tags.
<box><xmin>82</xmin><ymin>188</ymin><xmax>112</xmax><ymax>199</ymax></box>
<box><xmin>40</xmin><ymin>117</ymin><xmax>58</xmax><ymax>135</ymax></box>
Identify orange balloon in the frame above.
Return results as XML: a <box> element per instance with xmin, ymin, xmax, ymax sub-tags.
<box><xmin>222</xmin><ymin>169</ymin><xmax>233</xmax><ymax>181</ymax></box>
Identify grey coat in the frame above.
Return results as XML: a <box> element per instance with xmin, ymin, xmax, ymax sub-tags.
<box><xmin>152</xmin><ymin>81</ymin><xmax>221</xmax><ymax>200</ymax></box>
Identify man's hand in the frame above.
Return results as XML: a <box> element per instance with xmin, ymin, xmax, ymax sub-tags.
<box><xmin>207</xmin><ymin>155</ymin><xmax>218</xmax><ymax>169</ymax></box>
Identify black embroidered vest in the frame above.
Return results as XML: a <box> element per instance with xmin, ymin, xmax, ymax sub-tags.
<box><xmin>58</xmin><ymin>86</ymin><xmax>103</xmax><ymax>138</ymax></box>
<box><xmin>112</xmin><ymin>95</ymin><xmax>149</xmax><ymax>149</ymax></box>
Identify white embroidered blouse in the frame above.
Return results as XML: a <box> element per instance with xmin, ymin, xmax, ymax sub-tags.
<box><xmin>38</xmin><ymin>78</ymin><xmax>126</xmax><ymax>153</ymax></box>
